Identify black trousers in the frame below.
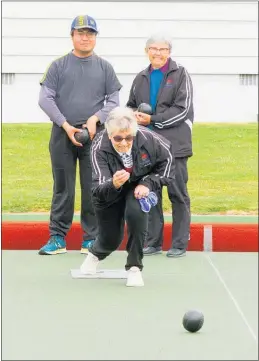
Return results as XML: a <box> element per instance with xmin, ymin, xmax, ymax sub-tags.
<box><xmin>49</xmin><ymin>124</ymin><xmax>98</xmax><ymax>241</ymax></box>
<box><xmin>90</xmin><ymin>188</ymin><xmax>149</xmax><ymax>270</ymax></box>
<box><xmin>146</xmin><ymin>157</ymin><xmax>191</xmax><ymax>250</ymax></box>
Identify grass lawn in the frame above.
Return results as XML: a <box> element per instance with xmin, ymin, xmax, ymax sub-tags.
<box><xmin>2</xmin><ymin>123</ymin><xmax>258</xmax><ymax>214</ymax></box>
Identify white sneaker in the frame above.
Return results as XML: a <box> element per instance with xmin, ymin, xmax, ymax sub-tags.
<box><xmin>80</xmin><ymin>252</ymin><xmax>99</xmax><ymax>275</ymax></box>
<box><xmin>126</xmin><ymin>266</ymin><xmax>144</xmax><ymax>287</ymax></box>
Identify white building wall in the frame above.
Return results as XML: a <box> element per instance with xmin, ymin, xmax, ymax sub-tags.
<box><xmin>2</xmin><ymin>1</ymin><xmax>258</xmax><ymax>123</ymax></box>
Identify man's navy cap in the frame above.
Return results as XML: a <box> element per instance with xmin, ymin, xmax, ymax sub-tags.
<box><xmin>71</xmin><ymin>15</ymin><xmax>98</xmax><ymax>33</ymax></box>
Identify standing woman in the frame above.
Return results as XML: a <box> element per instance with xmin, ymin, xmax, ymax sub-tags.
<box><xmin>127</xmin><ymin>33</ymin><xmax>194</xmax><ymax>258</ymax></box>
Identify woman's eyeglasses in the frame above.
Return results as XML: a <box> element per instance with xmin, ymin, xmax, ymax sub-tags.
<box><xmin>113</xmin><ymin>135</ymin><xmax>134</xmax><ymax>143</ymax></box>
<box><xmin>148</xmin><ymin>47</ymin><xmax>169</xmax><ymax>54</ymax></box>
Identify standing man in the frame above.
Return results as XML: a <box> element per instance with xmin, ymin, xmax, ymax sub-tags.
<box><xmin>38</xmin><ymin>14</ymin><xmax>122</xmax><ymax>255</ymax></box>
<box><xmin>126</xmin><ymin>33</ymin><xmax>194</xmax><ymax>258</ymax></box>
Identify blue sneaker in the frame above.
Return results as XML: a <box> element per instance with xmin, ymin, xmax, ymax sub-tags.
<box><xmin>143</xmin><ymin>246</ymin><xmax>162</xmax><ymax>256</ymax></box>
<box><xmin>166</xmin><ymin>248</ymin><xmax>186</xmax><ymax>258</ymax></box>
<box><xmin>38</xmin><ymin>235</ymin><xmax>66</xmax><ymax>255</ymax></box>
<box><xmin>81</xmin><ymin>240</ymin><xmax>94</xmax><ymax>254</ymax></box>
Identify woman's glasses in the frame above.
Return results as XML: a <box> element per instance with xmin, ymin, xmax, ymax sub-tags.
<box><xmin>113</xmin><ymin>135</ymin><xmax>134</xmax><ymax>143</ymax></box>
<box><xmin>148</xmin><ymin>47</ymin><xmax>169</xmax><ymax>54</ymax></box>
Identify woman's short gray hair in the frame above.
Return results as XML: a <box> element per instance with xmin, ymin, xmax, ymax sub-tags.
<box><xmin>105</xmin><ymin>107</ymin><xmax>138</xmax><ymax>135</ymax></box>
<box><xmin>146</xmin><ymin>33</ymin><xmax>172</xmax><ymax>52</ymax></box>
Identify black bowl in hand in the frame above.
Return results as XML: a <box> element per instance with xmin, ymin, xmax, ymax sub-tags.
<box><xmin>74</xmin><ymin>128</ymin><xmax>90</xmax><ymax>145</ymax></box>
<box><xmin>137</xmin><ymin>103</ymin><xmax>153</xmax><ymax>115</ymax></box>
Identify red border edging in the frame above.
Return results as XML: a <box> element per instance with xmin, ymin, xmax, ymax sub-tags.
<box><xmin>1</xmin><ymin>222</ymin><xmax>258</xmax><ymax>252</ymax></box>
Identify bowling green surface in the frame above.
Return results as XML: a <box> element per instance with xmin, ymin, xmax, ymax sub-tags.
<box><xmin>2</xmin><ymin>250</ymin><xmax>258</xmax><ymax>360</ymax></box>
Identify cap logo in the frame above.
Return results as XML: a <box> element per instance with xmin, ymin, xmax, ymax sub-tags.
<box><xmin>77</xmin><ymin>15</ymin><xmax>85</xmax><ymax>26</ymax></box>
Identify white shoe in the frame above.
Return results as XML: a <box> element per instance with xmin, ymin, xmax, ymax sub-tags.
<box><xmin>126</xmin><ymin>266</ymin><xmax>144</xmax><ymax>287</ymax></box>
<box><xmin>80</xmin><ymin>252</ymin><xmax>99</xmax><ymax>275</ymax></box>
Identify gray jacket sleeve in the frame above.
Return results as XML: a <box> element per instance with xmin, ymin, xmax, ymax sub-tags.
<box><xmin>95</xmin><ymin>90</ymin><xmax>120</xmax><ymax>124</ymax></box>
<box><xmin>38</xmin><ymin>85</ymin><xmax>66</xmax><ymax>127</ymax></box>
<box><xmin>151</xmin><ymin>68</ymin><xmax>193</xmax><ymax>129</ymax></box>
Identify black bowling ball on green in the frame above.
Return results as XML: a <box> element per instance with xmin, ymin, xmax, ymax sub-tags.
<box><xmin>182</xmin><ymin>310</ymin><xmax>204</xmax><ymax>333</ymax></box>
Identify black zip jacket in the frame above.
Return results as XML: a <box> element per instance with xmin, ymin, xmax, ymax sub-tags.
<box><xmin>126</xmin><ymin>58</ymin><xmax>194</xmax><ymax>158</ymax></box>
<box><xmin>90</xmin><ymin>126</ymin><xmax>175</xmax><ymax>208</ymax></box>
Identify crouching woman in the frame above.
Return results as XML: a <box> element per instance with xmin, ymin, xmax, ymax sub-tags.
<box><xmin>80</xmin><ymin>106</ymin><xmax>175</xmax><ymax>286</ymax></box>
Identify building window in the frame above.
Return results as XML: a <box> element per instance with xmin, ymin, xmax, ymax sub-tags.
<box><xmin>2</xmin><ymin>73</ymin><xmax>15</xmax><ymax>85</ymax></box>
<box><xmin>239</xmin><ymin>74</ymin><xmax>258</xmax><ymax>86</ymax></box>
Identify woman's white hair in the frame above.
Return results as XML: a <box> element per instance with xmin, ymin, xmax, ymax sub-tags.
<box><xmin>145</xmin><ymin>33</ymin><xmax>172</xmax><ymax>52</ymax></box>
<box><xmin>105</xmin><ymin>107</ymin><xmax>138</xmax><ymax>135</ymax></box>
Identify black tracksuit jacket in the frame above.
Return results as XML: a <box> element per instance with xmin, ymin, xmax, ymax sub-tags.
<box><xmin>126</xmin><ymin>58</ymin><xmax>194</xmax><ymax>158</ymax></box>
<box><xmin>90</xmin><ymin>126</ymin><xmax>175</xmax><ymax>209</ymax></box>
